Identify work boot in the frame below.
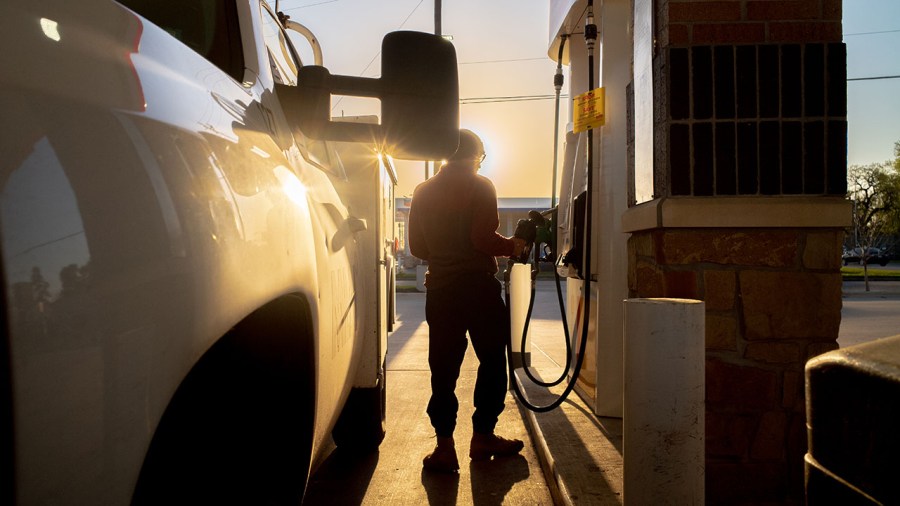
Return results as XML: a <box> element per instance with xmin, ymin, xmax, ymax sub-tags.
<box><xmin>423</xmin><ymin>436</ymin><xmax>459</xmax><ymax>473</ymax></box>
<box><xmin>469</xmin><ymin>432</ymin><xmax>525</xmax><ymax>461</ymax></box>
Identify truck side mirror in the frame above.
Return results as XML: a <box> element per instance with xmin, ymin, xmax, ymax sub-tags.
<box><xmin>380</xmin><ymin>31</ymin><xmax>459</xmax><ymax>160</ymax></box>
<box><xmin>279</xmin><ymin>31</ymin><xmax>460</xmax><ymax>161</ymax></box>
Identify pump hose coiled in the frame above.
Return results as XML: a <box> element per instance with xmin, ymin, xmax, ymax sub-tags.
<box><xmin>506</xmin><ymin>4</ymin><xmax>597</xmax><ymax>413</ymax></box>
<box><xmin>517</xmin><ymin>258</ymin><xmax>571</xmax><ymax>388</ymax></box>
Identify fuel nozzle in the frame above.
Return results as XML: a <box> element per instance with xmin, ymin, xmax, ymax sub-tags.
<box><xmin>513</xmin><ymin>210</ymin><xmax>551</xmax><ymax>264</ymax></box>
<box><xmin>513</xmin><ymin>218</ymin><xmax>537</xmax><ymax>264</ymax></box>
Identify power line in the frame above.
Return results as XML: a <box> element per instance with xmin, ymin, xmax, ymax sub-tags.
<box><xmin>459</xmin><ymin>57</ymin><xmax>548</xmax><ymax>65</ymax></box>
<box><xmin>461</xmin><ymin>74</ymin><xmax>900</xmax><ymax>101</ymax></box>
<box><xmin>331</xmin><ymin>0</ymin><xmax>425</xmax><ymax>111</ymax></box>
<box><xmin>848</xmin><ymin>75</ymin><xmax>900</xmax><ymax>82</ymax></box>
<box><xmin>281</xmin><ymin>0</ymin><xmax>339</xmax><ymax>12</ymax></box>
<box><xmin>398</xmin><ymin>0</ymin><xmax>426</xmax><ymax>30</ymax></box>
<box><xmin>460</xmin><ymin>94</ymin><xmax>568</xmax><ymax>105</ymax></box>
<box><xmin>844</xmin><ymin>29</ymin><xmax>900</xmax><ymax>37</ymax></box>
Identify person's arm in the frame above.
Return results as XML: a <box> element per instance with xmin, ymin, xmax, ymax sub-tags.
<box><xmin>469</xmin><ymin>178</ymin><xmax>522</xmax><ymax>257</ymax></box>
<box><xmin>408</xmin><ymin>190</ymin><xmax>430</xmax><ymax>261</ymax></box>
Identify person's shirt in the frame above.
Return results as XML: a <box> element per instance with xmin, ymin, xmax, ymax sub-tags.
<box><xmin>408</xmin><ymin>163</ymin><xmax>516</xmax><ymax>290</ymax></box>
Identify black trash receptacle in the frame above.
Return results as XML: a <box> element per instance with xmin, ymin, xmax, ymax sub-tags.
<box><xmin>806</xmin><ymin>335</ymin><xmax>900</xmax><ymax>505</ymax></box>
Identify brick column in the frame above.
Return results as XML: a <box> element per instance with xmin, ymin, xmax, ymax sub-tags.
<box><xmin>626</xmin><ymin>0</ymin><xmax>849</xmax><ymax>503</ymax></box>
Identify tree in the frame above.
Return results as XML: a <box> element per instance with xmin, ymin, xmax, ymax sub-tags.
<box><xmin>847</xmin><ymin>146</ymin><xmax>900</xmax><ymax>290</ymax></box>
<box><xmin>895</xmin><ymin>141</ymin><xmax>900</xmax><ymax>173</ymax></box>
<box><xmin>888</xmin><ymin>140</ymin><xmax>900</xmax><ymax>233</ymax></box>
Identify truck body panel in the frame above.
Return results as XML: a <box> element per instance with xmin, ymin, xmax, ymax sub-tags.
<box><xmin>0</xmin><ymin>0</ymin><xmax>406</xmax><ymax>501</ymax></box>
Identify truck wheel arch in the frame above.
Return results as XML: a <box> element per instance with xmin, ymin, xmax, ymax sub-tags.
<box><xmin>132</xmin><ymin>294</ymin><xmax>317</xmax><ymax>504</ymax></box>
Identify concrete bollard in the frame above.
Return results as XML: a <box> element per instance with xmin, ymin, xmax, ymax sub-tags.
<box><xmin>624</xmin><ymin>298</ymin><xmax>705</xmax><ymax>505</ymax></box>
<box><xmin>508</xmin><ymin>263</ymin><xmax>532</xmax><ymax>369</ymax></box>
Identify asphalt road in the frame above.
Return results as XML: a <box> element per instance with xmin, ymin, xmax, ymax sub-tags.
<box><xmin>839</xmin><ymin>280</ymin><xmax>900</xmax><ymax>347</ymax></box>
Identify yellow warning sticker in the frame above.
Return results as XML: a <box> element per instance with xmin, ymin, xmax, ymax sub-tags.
<box><xmin>573</xmin><ymin>87</ymin><xmax>605</xmax><ymax>133</ymax></box>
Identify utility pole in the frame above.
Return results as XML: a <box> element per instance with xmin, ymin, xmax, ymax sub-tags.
<box><xmin>430</xmin><ymin>0</ymin><xmax>442</xmax><ymax>182</ymax></box>
<box><xmin>434</xmin><ymin>0</ymin><xmax>441</xmax><ymax>36</ymax></box>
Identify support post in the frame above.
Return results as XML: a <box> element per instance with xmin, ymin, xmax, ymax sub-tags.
<box><xmin>508</xmin><ymin>263</ymin><xmax>532</xmax><ymax>371</ymax></box>
<box><xmin>624</xmin><ymin>298</ymin><xmax>705</xmax><ymax>505</ymax></box>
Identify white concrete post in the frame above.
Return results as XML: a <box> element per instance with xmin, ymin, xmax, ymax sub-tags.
<box><xmin>624</xmin><ymin>298</ymin><xmax>705</xmax><ymax>505</ymax></box>
<box><xmin>508</xmin><ymin>262</ymin><xmax>532</xmax><ymax>369</ymax></box>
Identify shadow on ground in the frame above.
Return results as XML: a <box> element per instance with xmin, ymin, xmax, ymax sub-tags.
<box><xmin>302</xmin><ymin>449</ymin><xmax>379</xmax><ymax>505</ymax></box>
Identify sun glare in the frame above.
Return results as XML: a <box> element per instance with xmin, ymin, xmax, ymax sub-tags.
<box><xmin>40</xmin><ymin>18</ymin><xmax>61</xmax><ymax>42</ymax></box>
<box><xmin>274</xmin><ymin>166</ymin><xmax>308</xmax><ymax>206</ymax></box>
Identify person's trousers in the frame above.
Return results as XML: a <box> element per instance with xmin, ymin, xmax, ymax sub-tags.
<box><xmin>425</xmin><ymin>273</ymin><xmax>509</xmax><ymax>437</ymax></box>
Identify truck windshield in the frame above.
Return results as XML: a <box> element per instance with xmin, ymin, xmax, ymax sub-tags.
<box><xmin>116</xmin><ymin>0</ymin><xmax>244</xmax><ymax>82</ymax></box>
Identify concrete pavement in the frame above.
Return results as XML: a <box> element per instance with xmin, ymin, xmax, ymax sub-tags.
<box><xmin>306</xmin><ymin>277</ymin><xmax>900</xmax><ymax>505</ymax></box>
<box><xmin>391</xmin><ymin>280</ymin><xmax>624</xmax><ymax>505</ymax></box>
<box><xmin>303</xmin><ymin>292</ymin><xmax>554</xmax><ymax>505</ymax></box>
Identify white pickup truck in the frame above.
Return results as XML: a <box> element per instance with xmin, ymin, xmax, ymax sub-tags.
<box><xmin>0</xmin><ymin>0</ymin><xmax>457</xmax><ymax>503</ymax></box>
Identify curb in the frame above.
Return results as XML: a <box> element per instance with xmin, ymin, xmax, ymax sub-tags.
<box><xmin>513</xmin><ymin>371</ymin><xmax>573</xmax><ymax>506</ymax></box>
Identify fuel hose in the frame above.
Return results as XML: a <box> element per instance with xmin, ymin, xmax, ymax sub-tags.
<box><xmin>506</xmin><ymin>2</ymin><xmax>597</xmax><ymax>413</ymax></box>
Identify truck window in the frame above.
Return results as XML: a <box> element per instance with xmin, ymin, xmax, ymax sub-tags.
<box><xmin>116</xmin><ymin>0</ymin><xmax>244</xmax><ymax>82</ymax></box>
<box><xmin>260</xmin><ymin>5</ymin><xmax>299</xmax><ymax>85</ymax></box>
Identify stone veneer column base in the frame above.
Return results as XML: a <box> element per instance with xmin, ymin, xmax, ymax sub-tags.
<box><xmin>623</xmin><ymin>196</ymin><xmax>850</xmax><ymax>503</ymax></box>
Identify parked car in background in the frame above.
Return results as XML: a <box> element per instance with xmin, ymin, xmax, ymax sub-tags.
<box><xmin>843</xmin><ymin>247</ymin><xmax>891</xmax><ymax>266</ymax></box>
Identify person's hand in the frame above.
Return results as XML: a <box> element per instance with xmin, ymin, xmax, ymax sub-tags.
<box><xmin>511</xmin><ymin>237</ymin><xmax>527</xmax><ymax>257</ymax></box>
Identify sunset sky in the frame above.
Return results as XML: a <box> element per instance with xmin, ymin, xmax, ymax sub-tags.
<box><xmin>277</xmin><ymin>0</ymin><xmax>900</xmax><ymax>198</ymax></box>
